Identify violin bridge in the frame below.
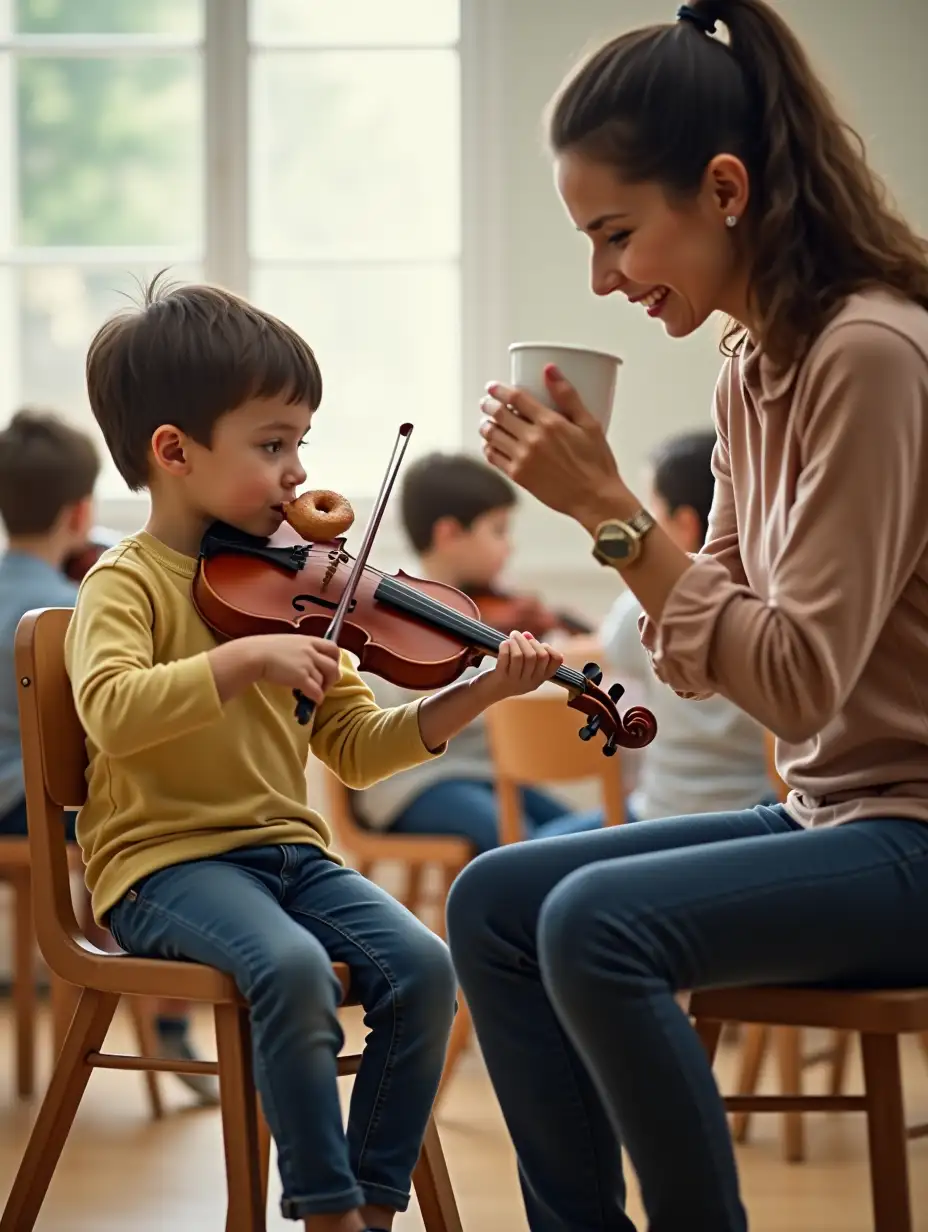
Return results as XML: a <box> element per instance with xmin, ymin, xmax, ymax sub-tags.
<box><xmin>321</xmin><ymin>548</ymin><xmax>351</xmax><ymax>592</ymax></box>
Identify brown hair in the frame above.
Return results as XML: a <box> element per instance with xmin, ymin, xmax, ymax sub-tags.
<box><xmin>0</xmin><ymin>408</ymin><xmax>99</xmax><ymax>536</ymax></box>
<box><xmin>86</xmin><ymin>272</ymin><xmax>323</xmax><ymax>490</ymax></box>
<box><xmin>548</xmin><ymin>0</ymin><xmax>928</xmax><ymax>365</ymax></box>
<box><xmin>400</xmin><ymin>452</ymin><xmax>516</xmax><ymax>553</ymax></box>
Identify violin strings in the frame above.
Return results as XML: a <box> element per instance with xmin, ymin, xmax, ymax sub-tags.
<box><xmin>374</xmin><ymin>574</ymin><xmax>587</xmax><ymax>692</ymax></box>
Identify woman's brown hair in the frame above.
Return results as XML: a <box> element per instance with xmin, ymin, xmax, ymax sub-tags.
<box><xmin>548</xmin><ymin>0</ymin><xmax>928</xmax><ymax>365</ymax></box>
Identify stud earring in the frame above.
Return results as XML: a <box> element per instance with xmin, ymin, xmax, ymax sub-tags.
<box><xmin>725</xmin><ymin>215</ymin><xmax>738</xmax><ymax>228</ymax></box>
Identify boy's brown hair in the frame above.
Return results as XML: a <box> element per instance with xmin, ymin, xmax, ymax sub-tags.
<box><xmin>0</xmin><ymin>409</ymin><xmax>99</xmax><ymax>536</ymax></box>
<box><xmin>85</xmin><ymin>272</ymin><xmax>324</xmax><ymax>491</ymax></box>
<box><xmin>400</xmin><ymin>452</ymin><xmax>516</xmax><ymax>553</ymax></box>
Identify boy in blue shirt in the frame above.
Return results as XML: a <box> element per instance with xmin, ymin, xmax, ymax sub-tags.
<box><xmin>0</xmin><ymin>408</ymin><xmax>217</xmax><ymax>1102</ymax></box>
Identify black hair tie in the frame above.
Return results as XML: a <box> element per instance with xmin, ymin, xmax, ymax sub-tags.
<box><xmin>676</xmin><ymin>4</ymin><xmax>718</xmax><ymax>34</ymax></box>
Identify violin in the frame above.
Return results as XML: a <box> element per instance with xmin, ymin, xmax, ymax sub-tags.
<box><xmin>191</xmin><ymin>425</ymin><xmax>657</xmax><ymax>756</ymax></box>
<box><xmin>63</xmin><ymin>526</ymin><xmax>124</xmax><ymax>582</ymax></box>
<box><xmin>462</xmin><ymin>586</ymin><xmax>594</xmax><ymax>639</ymax></box>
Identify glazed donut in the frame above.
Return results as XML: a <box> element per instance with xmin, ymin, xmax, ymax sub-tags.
<box><xmin>283</xmin><ymin>490</ymin><xmax>355</xmax><ymax>540</ymax></box>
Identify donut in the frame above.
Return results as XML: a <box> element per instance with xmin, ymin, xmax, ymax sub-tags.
<box><xmin>283</xmin><ymin>490</ymin><xmax>355</xmax><ymax>540</ymax></box>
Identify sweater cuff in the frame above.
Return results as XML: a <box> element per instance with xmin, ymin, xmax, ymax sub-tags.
<box><xmin>639</xmin><ymin>556</ymin><xmax>740</xmax><ymax>697</ymax></box>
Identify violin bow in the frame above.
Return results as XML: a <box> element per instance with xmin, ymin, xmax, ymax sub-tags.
<box><xmin>293</xmin><ymin>423</ymin><xmax>414</xmax><ymax>725</ymax></box>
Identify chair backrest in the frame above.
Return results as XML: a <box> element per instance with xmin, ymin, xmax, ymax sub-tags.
<box><xmin>484</xmin><ymin>692</ymin><xmax>625</xmax><ymax>842</ymax></box>
<box><xmin>14</xmin><ymin>607</ymin><xmax>89</xmax><ymax>972</ymax></box>
<box><xmin>764</xmin><ymin>730</ymin><xmax>788</xmax><ymax>803</ymax></box>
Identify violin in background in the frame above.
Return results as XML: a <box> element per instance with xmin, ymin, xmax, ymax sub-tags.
<box><xmin>62</xmin><ymin>525</ymin><xmax>123</xmax><ymax>582</ymax></box>
<box><xmin>461</xmin><ymin>585</ymin><xmax>594</xmax><ymax>640</ymax></box>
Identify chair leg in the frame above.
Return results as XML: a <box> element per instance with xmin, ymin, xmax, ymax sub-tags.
<box><xmin>0</xmin><ymin>988</ymin><xmax>119</xmax><ymax>1232</ymax></box>
<box><xmin>860</xmin><ymin>1032</ymin><xmax>912</xmax><ymax>1232</ymax></box>
<box><xmin>775</xmin><ymin>1026</ymin><xmax>805</xmax><ymax>1163</ymax></box>
<box><xmin>127</xmin><ymin>998</ymin><xmax>165</xmax><ymax>1120</ymax></box>
<box><xmin>828</xmin><ymin>1029</ymin><xmax>853</xmax><ymax>1096</ymax></box>
<box><xmin>50</xmin><ymin>972</ymin><xmax>81</xmax><ymax>1057</ymax></box>
<box><xmin>403</xmin><ymin>863</ymin><xmax>426</xmax><ymax>917</ymax></box>
<box><xmin>436</xmin><ymin>994</ymin><xmax>473</xmax><ymax>1105</ymax></box>
<box><xmin>731</xmin><ymin>1023</ymin><xmax>769</xmax><ymax>1144</ymax></box>
<box><xmin>215</xmin><ymin>1002</ymin><xmax>265</xmax><ymax>1232</ymax></box>
<box><xmin>412</xmin><ymin>1114</ymin><xmax>463</xmax><ymax>1232</ymax></box>
<box><xmin>693</xmin><ymin>1016</ymin><xmax>723</xmax><ymax>1065</ymax></box>
<box><xmin>11</xmin><ymin>870</ymin><xmax>36</xmax><ymax>1099</ymax></box>
<box><xmin>256</xmin><ymin>1095</ymin><xmax>272</xmax><ymax>1211</ymax></box>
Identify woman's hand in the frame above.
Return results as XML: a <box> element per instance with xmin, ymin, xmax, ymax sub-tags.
<box><xmin>479</xmin><ymin>364</ymin><xmax>628</xmax><ymax>533</ymax></box>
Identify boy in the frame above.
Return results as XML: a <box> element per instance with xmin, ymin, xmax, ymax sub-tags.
<box><xmin>353</xmin><ymin>452</ymin><xmax>605</xmax><ymax>852</ymax></box>
<box><xmin>599</xmin><ymin>430</ymin><xmax>772</xmax><ymax>821</ymax></box>
<box><xmin>69</xmin><ymin>278</ymin><xmax>562</xmax><ymax>1232</ymax></box>
<box><xmin>0</xmin><ymin>409</ymin><xmax>217</xmax><ymax>1103</ymax></box>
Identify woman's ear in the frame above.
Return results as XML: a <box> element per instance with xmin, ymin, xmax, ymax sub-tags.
<box><xmin>705</xmin><ymin>153</ymin><xmax>750</xmax><ymax>224</ymax></box>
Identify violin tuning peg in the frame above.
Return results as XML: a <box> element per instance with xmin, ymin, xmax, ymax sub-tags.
<box><xmin>608</xmin><ymin>682</ymin><xmax>625</xmax><ymax>703</ymax></box>
<box><xmin>578</xmin><ymin>714</ymin><xmax>601</xmax><ymax>742</ymax></box>
<box><xmin>602</xmin><ymin>739</ymin><xmax>618</xmax><ymax>757</ymax></box>
<box><xmin>582</xmin><ymin>661</ymin><xmax>604</xmax><ymax>687</ymax></box>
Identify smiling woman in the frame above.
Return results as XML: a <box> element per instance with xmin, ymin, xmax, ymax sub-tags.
<box><xmin>450</xmin><ymin>2</ymin><xmax>928</xmax><ymax>1230</ymax></box>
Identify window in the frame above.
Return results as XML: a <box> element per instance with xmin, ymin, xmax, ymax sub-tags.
<box><xmin>0</xmin><ymin>0</ymin><xmax>461</xmax><ymax>500</ymax></box>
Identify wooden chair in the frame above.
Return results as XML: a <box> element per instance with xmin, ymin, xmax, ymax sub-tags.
<box><xmin>692</xmin><ymin>986</ymin><xmax>928</xmax><ymax>1232</ymax></box>
<box><xmin>321</xmin><ymin>766</ymin><xmax>475</xmax><ymax>1102</ymax></box>
<box><xmin>3</xmin><ymin>607</ymin><xmax>462</xmax><ymax>1232</ymax></box>
<box><xmin>0</xmin><ymin>836</ymin><xmax>79</xmax><ymax>1099</ymax></box>
<box><xmin>484</xmin><ymin>691</ymin><xmax>626</xmax><ymax>842</ymax></box>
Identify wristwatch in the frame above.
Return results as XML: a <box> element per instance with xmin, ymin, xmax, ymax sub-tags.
<box><xmin>591</xmin><ymin>510</ymin><xmax>656</xmax><ymax>570</ymax></box>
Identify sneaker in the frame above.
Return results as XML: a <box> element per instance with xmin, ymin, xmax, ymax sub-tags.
<box><xmin>155</xmin><ymin>1017</ymin><xmax>220</xmax><ymax>1106</ymax></box>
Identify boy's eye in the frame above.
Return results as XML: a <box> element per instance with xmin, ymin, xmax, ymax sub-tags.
<box><xmin>262</xmin><ymin>440</ymin><xmax>283</xmax><ymax>454</ymax></box>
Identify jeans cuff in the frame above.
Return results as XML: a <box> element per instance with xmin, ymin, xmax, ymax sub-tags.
<box><xmin>280</xmin><ymin>1183</ymin><xmax>366</xmax><ymax>1220</ymax></box>
<box><xmin>359</xmin><ymin>1181</ymin><xmax>411</xmax><ymax>1213</ymax></box>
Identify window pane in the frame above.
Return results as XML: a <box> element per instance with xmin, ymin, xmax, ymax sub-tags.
<box><xmin>11</xmin><ymin>263</ymin><xmax>201</xmax><ymax>495</ymax></box>
<box><xmin>15</xmin><ymin>0</ymin><xmax>202</xmax><ymax>37</ymax></box>
<box><xmin>251</xmin><ymin>51</ymin><xmax>458</xmax><ymax>260</ymax></box>
<box><xmin>17</xmin><ymin>55</ymin><xmax>202</xmax><ymax>247</ymax></box>
<box><xmin>252</xmin><ymin>264</ymin><xmax>460</xmax><ymax>497</ymax></box>
<box><xmin>251</xmin><ymin>0</ymin><xmax>458</xmax><ymax>46</ymax></box>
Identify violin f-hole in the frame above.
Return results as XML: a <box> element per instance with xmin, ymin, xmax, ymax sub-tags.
<box><xmin>292</xmin><ymin>594</ymin><xmax>357</xmax><ymax>615</ymax></box>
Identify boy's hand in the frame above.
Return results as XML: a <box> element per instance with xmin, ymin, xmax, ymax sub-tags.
<box><xmin>209</xmin><ymin>634</ymin><xmax>341</xmax><ymax>705</ymax></box>
<box><xmin>256</xmin><ymin>635</ymin><xmax>341</xmax><ymax>702</ymax></box>
<box><xmin>481</xmin><ymin>630</ymin><xmax>563</xmax><ymax>701</ymax></box>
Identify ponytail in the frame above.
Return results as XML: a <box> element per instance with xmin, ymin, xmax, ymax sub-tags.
<box><xmin>548</xmin><ymin>0</ymin><xmax>928</xmax><ymax>365</ymax></box>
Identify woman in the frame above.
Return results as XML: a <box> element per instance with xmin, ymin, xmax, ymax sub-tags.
<box><xmin>446</xmin><ymin>2</ymin><xmax>928</xmax><ymax>1230</ymax></box>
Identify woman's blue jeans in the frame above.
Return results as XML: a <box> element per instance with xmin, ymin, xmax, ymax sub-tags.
<box><xmin>446</xmin><ymin>804</ymin><xmax>928</xmax><ymax>1232</ymax></box>
<box><xmin>109</xmin><ymin>843</ymin><xmax>456</xmax><ymax>1221</ymax></box>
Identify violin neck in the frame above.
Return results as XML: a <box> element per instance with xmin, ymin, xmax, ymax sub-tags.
<box><xmin>375</xmin><ymin>575</ymin><xmax>587</xmax><ymax>693</ymax></box>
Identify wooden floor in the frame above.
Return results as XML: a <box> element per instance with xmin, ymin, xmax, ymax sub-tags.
<box><xmin>0</xmin><ymin>1001</ymin><xmax>927</xmax><ymax>1230</ymax></box>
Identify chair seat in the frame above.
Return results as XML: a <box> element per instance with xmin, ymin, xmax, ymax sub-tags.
<box><xmin>690</xmin><ymin>985</ymin><xmax>928</xmax><ymax>1034</ymax></box>
<box><xmin>52</xmin><ymin>950</ymin><xmax>354</xmax><ymax>1008</ymax></box>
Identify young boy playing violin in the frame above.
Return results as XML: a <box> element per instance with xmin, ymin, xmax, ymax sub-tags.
<box><xmin>354</xmin><ymin>451</ymin><xmax>607</xmax><ymax>853</ymax></box>
<box><xmin>68</xmin><ymin>277</ymin><xmax>562</xmax><ymax>1232</ymax></box>
<box><xmin>0</xmin><ymin>408</ymin><xmax>217</xmax><ymax>1103</ymax></box>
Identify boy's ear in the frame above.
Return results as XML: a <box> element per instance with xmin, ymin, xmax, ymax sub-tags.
<box><xmin>150</xmin><ymin>424</ymin><xmax>193</xmax><ymax>476</ymax></box>
<box><xmin>430</xmin><ymin>515</ymin><xmax>466</xmax><ymax>551</ymax></box>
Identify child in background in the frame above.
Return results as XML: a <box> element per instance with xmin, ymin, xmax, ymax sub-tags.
<box><xmin>354</xmin><ymin>452</ymin><xmax>606</xmax><ymax>853</ymax></box>
<box><xmin>599</xmin><ymin>430</ymin><xmax>772</xmax><ymax>822</ymax></box>
<box><xmin>69</xmin><ymin>279</ymin><xmax>562</xmax><ymax>1231</ymax></box>
<box><xmin>0</xmin><ymin>409</ymin><xmax>218</xmax><ymax>1104</ymax></box>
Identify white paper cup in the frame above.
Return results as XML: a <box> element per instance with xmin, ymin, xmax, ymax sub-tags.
<box><xmin>508</xmin><ymin>342</ymin><xmax>622</xmax><ymax>429</ymax></box>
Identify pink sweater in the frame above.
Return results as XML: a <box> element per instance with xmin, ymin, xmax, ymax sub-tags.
<box><xmin>641</xmin><ymin>289</ymin><xmax>928</xmax><ymax>827</ymax></box>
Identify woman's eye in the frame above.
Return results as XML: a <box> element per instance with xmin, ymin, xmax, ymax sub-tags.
<box><xmin>608</xmin><ymin>230</ymin><xmax>632</xmax><ymax>247</ymax></box>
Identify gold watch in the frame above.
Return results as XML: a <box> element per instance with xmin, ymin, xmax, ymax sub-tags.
<box><xmin>591</xmin><ymin>510</ymin><xmax>656</xmax><ymax>570</ymax></box>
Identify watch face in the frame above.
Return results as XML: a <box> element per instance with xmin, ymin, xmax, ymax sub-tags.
<box><xmin>599</xmin><ymin>532</ymin><xmax>632</xmax><ymax>560</ymax></box>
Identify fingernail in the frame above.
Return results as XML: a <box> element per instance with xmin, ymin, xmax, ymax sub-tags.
<box><xmin>523</xmin><ymin>631</ymin><xmax>534</xmax><ymax>639</ymax></box>
<box><xmin>544</xmin><ymin>364</ymin><xmax>563</xmax><ymax>381</ymax></box>
<box><xmin>486</xmin><ymin>381</ymin><xmax>500</xmax><ymax>395</ymax></box>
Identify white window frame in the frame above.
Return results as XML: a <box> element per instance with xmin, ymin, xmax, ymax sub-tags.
<box><xmin>0</xmin><ymin>0</ymin><xmax>506</xmax><ymax>554</ymax></box>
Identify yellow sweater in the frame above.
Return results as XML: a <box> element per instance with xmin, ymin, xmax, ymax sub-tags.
<box><xmin>64</xmin><ymin>531</ymin><xmax>441</xmax><ymax>923</ymax></box>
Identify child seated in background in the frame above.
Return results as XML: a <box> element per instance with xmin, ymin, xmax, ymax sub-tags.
<box><xmin>0</xmin><ymin>409</ymin><xmax>218</xmax><ymax>1104</ymax></box>
<box><xmin>353</xmin><ymin>452</ymin><xmax>606</xmax><ymax>853</ymax></box>
<box><xmin>599</xmin><ymin>429</ymin><xmax>773</xmax><ymax>822</ymax></box>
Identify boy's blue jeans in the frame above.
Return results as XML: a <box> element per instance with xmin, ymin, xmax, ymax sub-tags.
<box><xmin>446</xmin><ymin>804</ymin><xmax>928</xmax><ymax>1232</ymax></box>
<box><xmin>108</xmin><ymin>842</ymin><xmax>456</xmax><ymax>1220</ymax></box>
